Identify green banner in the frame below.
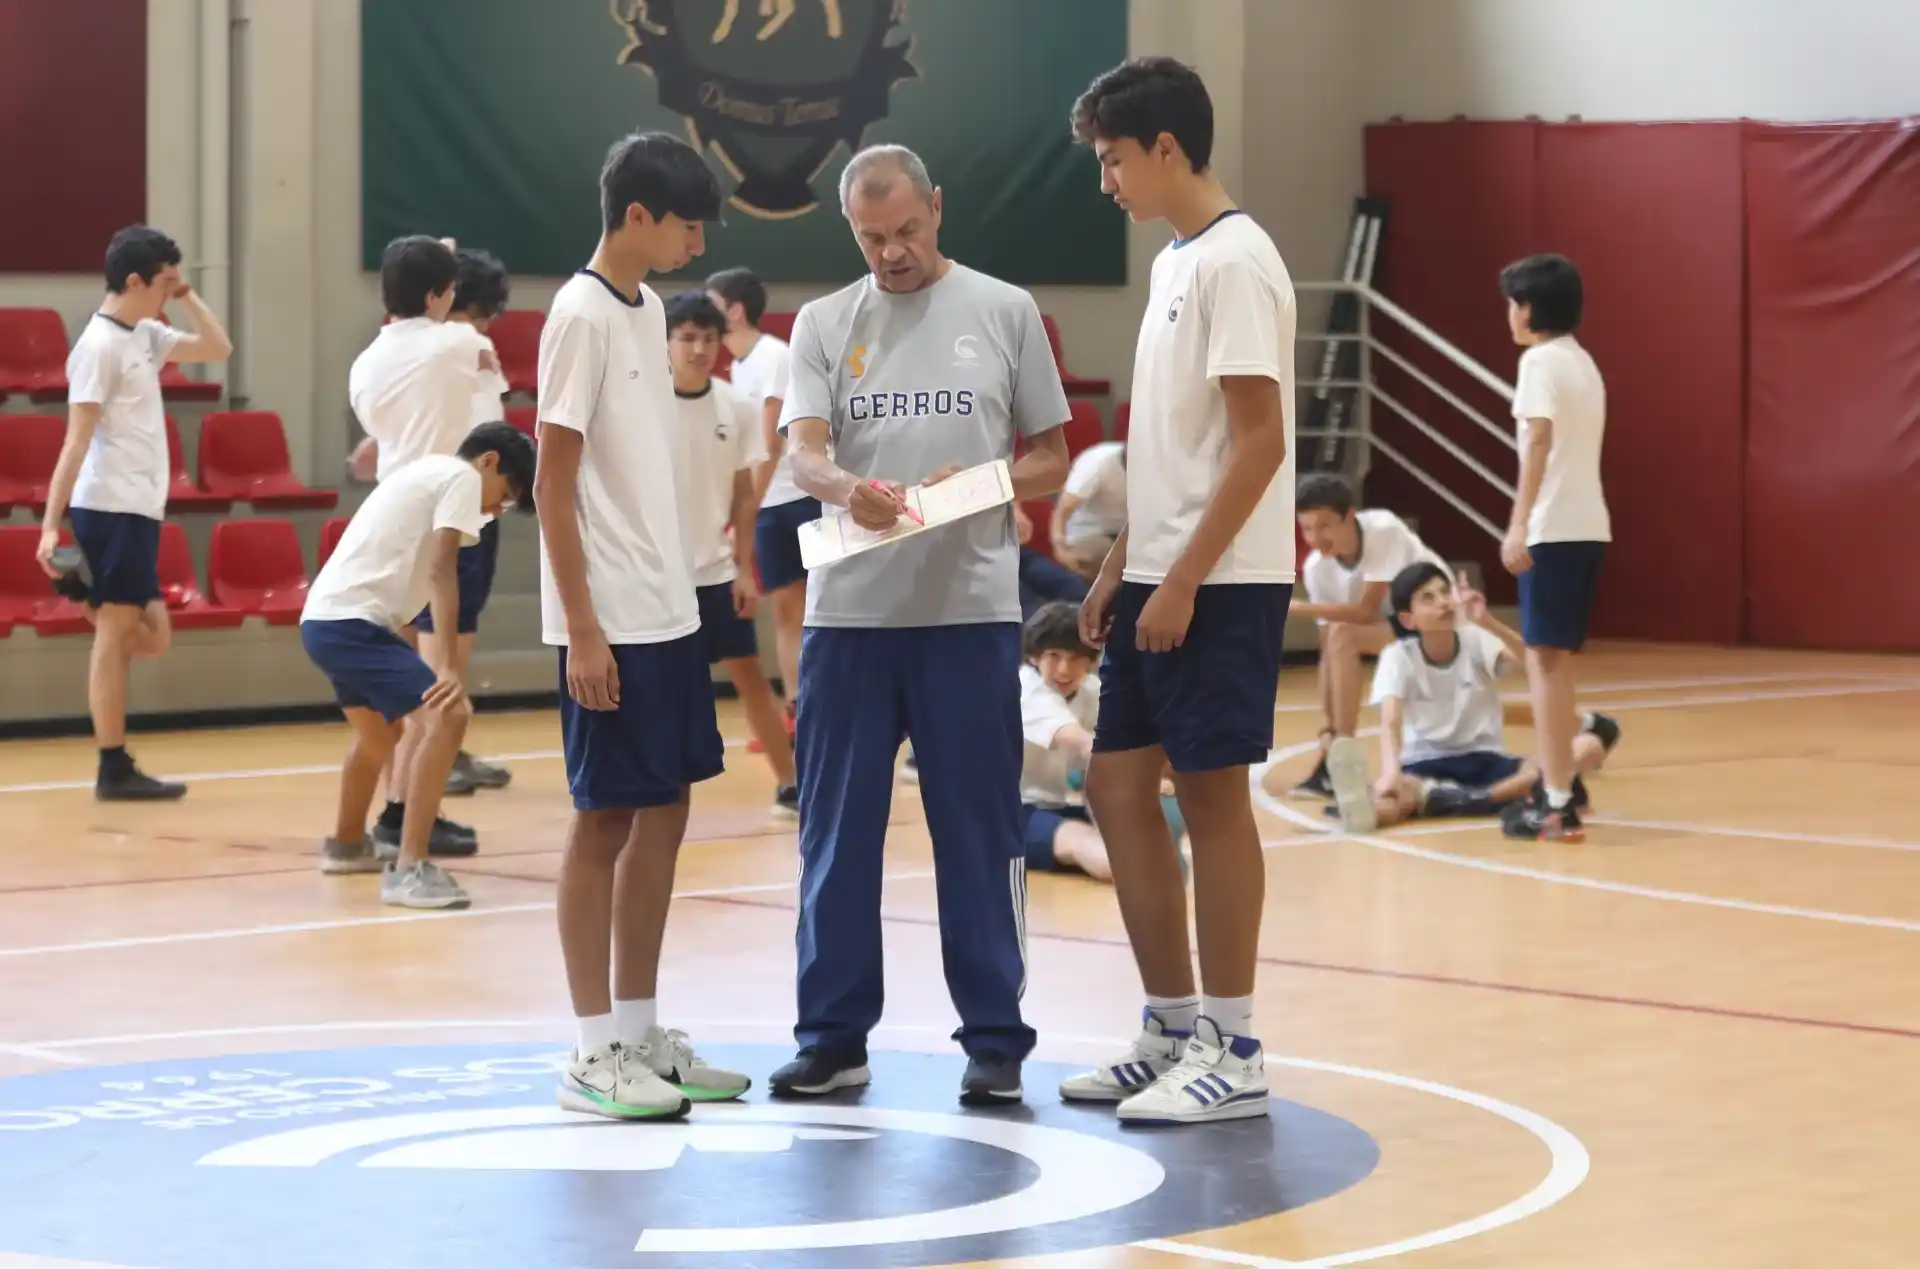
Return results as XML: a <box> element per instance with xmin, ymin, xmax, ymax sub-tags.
<box><xmin>362</xmin><ymin>0</ymin><xmax>1128</xmax><ymax>284</ymax></box>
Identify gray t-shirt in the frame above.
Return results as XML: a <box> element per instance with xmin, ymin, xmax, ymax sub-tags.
<box><xmin>780</xmin><ymin>264</ymin><xmax>1070</xmax><ymax>627</ymax></box>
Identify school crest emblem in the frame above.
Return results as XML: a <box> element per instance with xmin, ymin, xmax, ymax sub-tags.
<box><xmin>611</xmin><ymin>0</ymin><xmax>918</xmax><ymax>219</ymax></box>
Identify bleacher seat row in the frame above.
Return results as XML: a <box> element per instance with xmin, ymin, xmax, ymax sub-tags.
<box><xmin>0</xmin><ymin>307</ymin><xmax>220</xmax><ymax>404</ymax></box>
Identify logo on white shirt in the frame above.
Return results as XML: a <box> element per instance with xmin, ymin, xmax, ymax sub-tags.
<box><xmin>953</xmin><ymin>334</ymin><xmax>980</xmax><ymax>367</ymax></box>
<box><xmin>1167</xmin><ymin>295</ymin><xmax>1185</xmax><ymax>323</ymax></box>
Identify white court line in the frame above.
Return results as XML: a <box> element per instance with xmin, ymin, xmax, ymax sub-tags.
<box><xmin>0</xmin><ymin>1018</ymin><xmax>1590</xmax><ymax>1269</ymax></box>
<box><xmin>0</xmin><ymin>871</ymin><xmax>934</xmax><ymax>960</ymax></box>
<box><xmin>1255</xmin><ymin>723</ymin><xmax>1920</xmax><ymax>932</ymax></box>
<box><xmin>1589</xmin><ymin>817</ymin><xmax>1920</xmax><ymax>854</ymax></box>
<box><xmin>0</xmin><ymin>1043</ymin><xmax>87</xmax><ymax>1065</ymax></box>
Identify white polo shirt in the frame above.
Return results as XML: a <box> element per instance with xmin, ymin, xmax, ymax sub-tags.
<box><xmin>1512</xmin><ymin>335</ymin><xmax>1611</xmax><ymax>545</ymax></box>
<box><xmin>1019</xmin><ymin>665</ymin><xmax>1100</xmax><ymax>809</ymax></box>
<box><xmin>1061</xmin><ymin>441</ymin><xmax>1128</xmax><ymax>548</ymax></box>
<box><xmin>730</xmin><ymin>333</ymin><xmax>800</xmax><ymax>508</ymax></box>
<box><xmin>67</xmin><ymin>313</ymin><xmax>183</xmax><ymax>521</ymax></box>
<box><xmin>535</xmin><ymin>272</ymin><xmax>699</xmax><ymax>646</ymax></box>
<box><xmin>673</xmin><ymin>378</ymin><xmax>768</xmax><ymax>588</ymax></box>
<box><xmin>1124</xmin><ymin>211</ymin><xmax>1297</xmax><ymax>586</ymax></box>
<box><xmin>1301</xmin><ymin>509</ymin><xmax>1448</xmax><ymax>621</ymax></box>
<box><xmin>1369</xmin><ymin>624</ymin><xmax>1510</xmax><ymax>764</ymax></box>
<box><xmin>303</xmin><ymin>455</ymin><xmax>484</xmax><ymax>630</ymax></box>
<box><xmin>348</xmin><ymin>317</ymin><xmax>491</xmax><ymax>480</ymax></box>
<box><xmin>468</xmin><ymin>330</ymin><xmax>510</xmax><ymax>428</ymax></box>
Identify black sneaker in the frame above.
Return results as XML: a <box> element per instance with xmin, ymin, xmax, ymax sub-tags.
<box><xmin>1502</xmin><ymin>799</ymin><xmax>1585</xmax><ymax>842</ymax></box>
<box><xmin>1528</xmin><ymin>775</ymin><xmax>1591</xmax><ymax>812</ymax></box>
<box><xmin>774</xmin><ymin>786</ymin><xmax>800</xmax><ymax>820</ymax></box>
<box><xmin>959</xmin><ymin>1053</ymin><xmax>1024</xmax><ymax>1107</ymax></box>
<box><xmin>1423</xmin><ymin>782</ymin><xmax>1499</xmax><ymax>818</ymax></box>
<box><xmin>1583</xmin><ymin>712</ymin><xmax>1622</xmax><ymax>752</ymax></box>
<box><xmin>96</xmin><ymin>767</ymin><xmax>187</xmax><ymax>802</ymax></box>
<box><xmin>769</xmin><ymin>1046</ymin><xmax>871</xmax><ymax>1098</ymax></box>
<box><xmin>372</xmin><ymin>817</ymin><xmax>478</xmax><ymax>858</ymax></box>
<box><xmin>1290</xmin><ymin>757</ymin><xmax>1334</xmax><ymax>800</ymax></box>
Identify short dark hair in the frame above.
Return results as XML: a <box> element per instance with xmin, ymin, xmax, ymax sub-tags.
<box><xmin>1390</xmin><ymin>561</ymin><xmax>1450</xmax><ymax>619</ymax></box>
<box><xmin>1022</xmin><ymin>601</ymin><xmax>1096</xmax><ymax>661</ymax></box>
<box><xmin>600</xmin><ymin>131</ymin><xmax>723</xmax><ymax>233</ymax></box>
<box><xmin>704</xmin><ymin>266</ymin><xmax>767</xmax><ymax>326</ymax></box>
<box><xmin>104</xmin><ymin>225</ymin><xmax>182</xmax><ymax>293</ymax></box>
<box><xmin>457</xmin><ymin>421</ymin><xmax>538</xmax><ymax>515</ymax></box>
<box><xmin>453</xmin><ymin>248</ymin><xmax>510</xmax><ymax>319</ymax></box>
<box><xmin>665</xmin><ymin>289</ymin><xmax>726</xmax><ymax>336</ymax></box>
<box><xmin>1500</xmin><ymin>254</ymin><xmax>1584</xmax><ymax>335</ymax></box>
<box><xmin>380</xmin><ymin>236</ymin><xmax>459</xmax><ymax>318</ymax></box>
<box><xmin>1070</xmin><ymin>57</ymin><xmax>1214</xmax><ymax>172</ymax></box>
<box><xmin>1297</xmin><ymin>472</ymin><xmax>1357</xmax><ymax>517</ymax></box>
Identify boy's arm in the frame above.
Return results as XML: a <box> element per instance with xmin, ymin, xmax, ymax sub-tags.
<box><xmin>164</xmin><ymin>289</ymin><xmax>234</xmax><ymax>364</ymax></box>
<box><xmin>35</xmin><ymin>403</ymin><xmax>102</xmax><ymax>575</ymax></box>
<box><xmin>1505</xmin><ymin>420</ymin><xmax>1550</xmax><ymax>570</ymax></box>
<box><xmin>423</xmin><ymin>528</ymin><xmax>465</xmax><ymax>682</ymax></box>
<box><xmin>753</xmin><ymin>394</ymin><xmax>783</xmax><ymax>505</ymax></box>
<box><xmin>1293</xmin><ymin>580</ymin><xmax>1390</xmax><ymax>625</ymax></box>
<box><xmin>730</xmin><ymin>466</ymin><xmax>760</xmax><ymax>613</ymax></box>
<box><xmin>1050</xmin><ymin>722</ymin><xmax>1095</xmax><ymax>765</ymax></box>
<box><xmin>1377</xmin><ymin>695</ymin><xmax>1406</xmax><ymax>782</ymax></box>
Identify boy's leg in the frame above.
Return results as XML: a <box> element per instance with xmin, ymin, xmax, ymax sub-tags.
<box><xmin>320</xmin><ymin>709</ymin><xmax>402</xmax><ymax>874</ymax></box>
<box><xmin>396</xmin><ymin>693</ymin><xmax>472</xmax><ymax>867</ymax></box>
<box><xmin>437</xmin><ymin>522</ymin><xmax>511</xmax><ymax>791</ymax></box>
<box><xmin>902</xmin><ymin>623</ymin><xmax>1034</xmax><ymax>1101</ymax></box>
<box><xmin>1324</xmin><ymin>619</ymin><xmax>1395</xmax><ymax>737</ymax></box>
<box><xmin>1508</xmin><ymin>543</ymin><xmax>1605</xmax><ymax>841</ymax></box>
<box><xmin>775</xmin><ymin>627</ymin><xmax>902</xmax><ymax>1096</ymax></box>
<box><xmin>376</xmin><ymin>622</ymin><xmax>476</xmax><ymax>857</ymax></box>
<box><xmin>74</xmin><ymin>510</ymin><xmax>182</xmax><ymax>800</ymax></box>
<box><xmin>1050</xmin><ymin>818</ymin><xmax>1113</xmax><ymax>881</ymax></box>
<box><xmin>727</xmin><ymin>657</ymin><xmax>797</xmax><ymax>789</ymax></box>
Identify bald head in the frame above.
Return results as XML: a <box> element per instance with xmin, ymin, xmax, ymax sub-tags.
<box><xmin>839</xmin><ymin>144</ymin><xmax>934</xmax><ymax>213</ymax></box>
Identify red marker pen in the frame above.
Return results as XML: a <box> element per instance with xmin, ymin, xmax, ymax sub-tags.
<box><xmin>872</xmin><ymin>480</ymin><xmax>923</xmax><ymax>526</ymax></box>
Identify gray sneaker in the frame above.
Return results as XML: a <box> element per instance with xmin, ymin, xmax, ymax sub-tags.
<box><xmin>455</xmin><ymin>750</ymin><xmax>512</xmax><ymax>790</ymax></box>
<box><xmin>319</xmin><ymin>836</ymin><xmax>383</xmax><ymax>875</ymax></box>
<box><xmin>380</xmin><ymin>860</ymin><xmax>471</xmax><ymax>910</ymax></box>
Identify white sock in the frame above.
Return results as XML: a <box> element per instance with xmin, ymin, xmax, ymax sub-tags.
<box><xmin>1145</xmin><ymin>993</ymin><xmax>1199</xmax><ymax>1035</ymax></box>
<box><xmin>613</xmin><ymin>998</ymin><xmax>658</xmax><ymax>1047</ymax></box>
<box><xmin>1545</xmin><ymin>786</ymin><xmax>1572</xmax><ymax>811</ymax></box>
<box><xmin>576</xmin><ymin>1012</ymin><xmax>619</xmax><ymax>1055</ymax></box>
<box><xmin>1579</xmin><ymin>711</ymin><xmax>1596</xmax><ymax>732</ymax></box>
<box><xmin>1202</xmin><ymin>994</ymin><xmax>1254</xmax><ymax>1040</ymax></box>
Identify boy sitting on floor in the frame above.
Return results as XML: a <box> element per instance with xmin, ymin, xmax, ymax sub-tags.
<box><xmin>1019</xmin><ymin>602</ymin><xmax>1186</xmax><ymax>882</ymax></box>
<box><xmin>1326</xmin><ymin>561</ymin><xmax>1620</xmax><ymax>833</ymax></box>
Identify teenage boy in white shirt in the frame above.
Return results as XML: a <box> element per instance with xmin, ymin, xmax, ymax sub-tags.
<box><xmin>1327</xmin><ymin>561</ymin><xmax>1619</xmax><ymax>833</ymax></box>
<box><xmin>346</xmin><ymin>236</ymin><xmax>496</xmax><ymax>859</ymax></box>
<box><xmin>1065</xmin><ymin>57</ymin><xmax>1296</xmax><ymax>1126</ymax></box>
<box><xmin>665</xmin><ymin>289</ymin><xmax>799</xmax><ymax>816</ymax></box>
<box><xmin>1289</xmin><ymin>472</ymin><xmax>1447</xmax><ymax>800</ymax></box>
<box><xmin>534</xmin><ymin>131</ymin><xmax>749</xmax><ymax>1122</ymax></box>
<box><xmin>1050</xmin><ymin>440</ymin><xmax>1127</xmax><ymax>578</ymax></box>
<box><xmin>301</xmin><ymin>424</ymin><xmax>535</xmax><ymax>908</ymax></box>
<box><xmin>1498</xmin><ymin>253</ymin><xmax>1610</xmax><ymax>842</ymax></box>
<box><xmin>37</xmin><ymin>224</ymin><xmax>233</xmax><ymax>801</ymax></box>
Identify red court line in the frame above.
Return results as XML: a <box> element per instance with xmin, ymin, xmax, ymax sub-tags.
<box><xmin>690</xmin><ymin>892</ymin><xmax>1920</xmax><ymax>1043</ymax></box>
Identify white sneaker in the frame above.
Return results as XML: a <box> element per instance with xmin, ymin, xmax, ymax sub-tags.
<box><xmin>556</xmin><ymin>1043</ymin><xmax>691</xmax><ymax>1120</ymax></box>
<box><xmin>634</xmin><ymin>1025</ymin><xmax>752</xmax><ymax>1102</ymax></box>
<box><xmin>1058</xmin><ymin>1011</ymin><xmax>1188</xmax><ymax>1102</ymax></box>
<box><xmin>1115</xmin><ymin>1016</ymin><xmax>1270</xmax><ymax>1126</ymax></box>
<box><xmin>319</xmin><ymin>836</ymin><xmax>382</xmax><ymax>875</ymax></box>
<box><xmin>379</xmin><ymin>860</ymin><xmax>471</xmax><ymax>909</ymax></box>
<box><xmin>1327</xmin><ymin>736</ymin><xmax>1377</xmax><ymax>834</ymax></box>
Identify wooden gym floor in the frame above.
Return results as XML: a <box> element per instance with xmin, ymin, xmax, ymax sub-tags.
<box><xmin>2</xmin><ymin>642</ymin><xmax>1918</xmax><ymax>1268</ymax></box>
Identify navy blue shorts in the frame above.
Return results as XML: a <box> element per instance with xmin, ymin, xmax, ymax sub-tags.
<box><xmin>1519</xmin><ymin>541</ymin><xmax>1606</xmax><ymax>651</ymax></box>
<box><xmin>1404</xmin><ymin>750</ymin><xmax>1523</xmax><ymax>789</ymax></box>
<box><xmin>696</xmin><ymin>582</ymin><xmax>758</xmax><ymax>663</ymax></box>
<box><xmin>1020</xmin><ymin>802</ymin><xmax>1090</xmax><ymax>870</ymax></box>
<box><xmin>69</xmin><ymin>507</ymin><xmax>160</xmax><ymax>608</ymax></box>
<box><xmin>413</xmin><ymin>518</ymin><xmax>500</xmax><ymax>636</ymax></box>
<box><xmin>557</xmin><ymin>634</ymin><xmax>725</xmax><ymax>811</ymax></box>
<box><xmin>301</xmin><ymin>618</ymin><xmax>435</xmax><ymax>722</ymax></box>
<box><xmin>755</xmin><ymin>497</ymin><xmax>822</xmax><ymax>593</ymax></box>
<box><xmin>1093</xmin><ymin>581</ymin><xmax>1293</xmax><ymax>773</ymax></box>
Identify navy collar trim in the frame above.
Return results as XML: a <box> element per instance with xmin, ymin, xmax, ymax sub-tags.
<box><xmin>577</xmin><ymin>269</ymin><xmax>644</xmax><ymax>307</ymax></box>
<box><xmin>1172</xmin><ymin>208</ymin><xmax>1247</xmax><ymax>249</ymax></box>
<box><xmin>674</xmin><ymin>384</ymin><xmax>713</xmax><ymax>400</ymax></box>
<box><xmin>94</xmin><ymin>311</ymin><xmax>137</xmax><ymax>332</ymax></box>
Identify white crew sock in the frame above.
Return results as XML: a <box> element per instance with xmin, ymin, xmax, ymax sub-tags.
<box><xmin>1202</xmin><ymin>994</ymin><xmax>1254</xmax><ymax>1040</ymax></box>
<box><xmin>577</xmin><ymin>1012</ymin><xmax>620</xmax><ymax>1055</ymax></box>
<box><xmin>1145</xmin><ymin>993</ymin><xmax>1199</xmax><ymax>1035</ymax></box>
<box><xmin>614</xmin><ymin>998</ymin><xmax>658</xmax><ymax>1047</ymax></box>
<box><xmin>1545</xmin><ymin>786</ymin><xmax>1572</xmax><ymax>811</ymax></box>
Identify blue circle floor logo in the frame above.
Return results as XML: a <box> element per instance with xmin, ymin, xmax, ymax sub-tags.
<box><xmin>0</xmin><ymin>1043</ymin><xmax>1378</xmax><ymax>1268</ymax></box>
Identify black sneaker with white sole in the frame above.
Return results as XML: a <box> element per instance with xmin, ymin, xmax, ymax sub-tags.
<box><xmin>1583</xmin><ymin>711</ymin><xmax>1622</xmax><ymax>752</ymax></box>
<box><xmin>768</xmin><ymin>1046</ymin><xmax>872</xmax><ymax>1098</ymax></box>
<box><xmin>372</xmin><ymin>816</ymin><xmax>478</xmax><ymax>858</ymax></box>
<box><xmin>959</xmin><ymin>1053</ymin><xmax>1024</xmax><ymax>1107</ymax></box>
<box><xmin>774</xmin><ymin>786</ymin><xmax>800</xmax><ymax>819</ymax></box>
<box><xmin>1290</xmin><ymin>757</ymin><xmax>1333</xmax><ymax>800</ymax></box>
<box><xmin>96</xmin><ymin>766</ymin><xmax>187</xmax><ymax>802</ymax></box>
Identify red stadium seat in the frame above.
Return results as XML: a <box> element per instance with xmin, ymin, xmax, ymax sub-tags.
<box><xmin>1113</xmin><ymin>401</ymin><xmax>1129</xmax><ymax>442</ymax></box>
<box><xmin>317</xmin><ymin>516</ymin><xmax>350</xmax><ymax>570</ymax></box>
<box><xmin>156</xmin><ymin>521</ymin><xmax>244</xmax><ymax>630</ymax></box>
<box><xmin>1063</xmin><ymin>401</ymin><xmax>1104</xmax><ymax>457</ymax></box>
<box><xmin>164</xmin><ymin>416</ymin><xmax>232</xmax><ymax>512</ymax></box>
<box><xmin>208</xmin><ymin>519</ymin><xmax>309</xmax><ymax>625</ymax></box>
<box><xmin>502</xmin><ymin>405</ymin><xmax>539</xmax><ymax>444</ymax></box>
<box><xmin>1041</xmin><ymin>314</ymin><xmax>1111</xmax><ymax>397</ymax></box>
<box><xmin>1021</xmin><ymin>498</ymin><xmax>1054</xmax><ymax>560</ymax></box>
<box><xmin>197</xmin><ymin>412</ymin><xmax>337</xmax><ymax>509</ymax></box>
<box><xmin>0</xmin><ymin>415</ymin><xmax>67</xmax><ymax>513</ymax></box>
<box><xmin>0</xmin><ymin>309</ymin><xmax>72</xmax><ymax>401</ymax></box>
<box><xmin>760</xmin><ymin>312</ymin><xmax>796</xmax><ymax>343</ymax></box>
<box><xmin>0</xmin><ymin>525</ymin><xmax>89</xmax><ymax>635</ymax></box>
<box><xmin>487</xmin><ymin>309</ymin><xmax>543</xmax><ymax>396</ymax></box>
<box><xmin>713</xmin><ymin>343</ymin><xmax>733</xmax><ymax>382</ymax></box>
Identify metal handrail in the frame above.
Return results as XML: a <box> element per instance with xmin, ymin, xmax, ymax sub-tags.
<box><xmin>1366</xmin><ymin>337</ymin><xmax>1517</xmax><ymax>453</ymax></box>
<box><xmin>1366</xmin><ymin>434</ymin><xmax>1506</xmax><ymax>541</ymax></box>
<box><xmin>1370</xmin><ymin>384</ymin><xmax>1517</xmax><ymax>502</ymax></box>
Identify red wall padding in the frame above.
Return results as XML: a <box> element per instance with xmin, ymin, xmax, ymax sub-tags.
<box><xmin>0</xmin><ymin>0</ymin><xmax>147</xmax><ymax>272</ymax></box>
<box><xmin>1743</xmin><ymin>122</ymin><xmax>1920</xmax><ymax>651</ymax></box>
<box><xmin>1532</xmin><ymin>124</ymin><xmax>1747</xmax><ymax>644</ymax></box>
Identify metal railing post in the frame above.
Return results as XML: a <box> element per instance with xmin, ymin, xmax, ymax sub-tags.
<box><xmin>1355</xmin><ymin>290</ymin><xmax>1373</xmax><ymax>484</ymax></box>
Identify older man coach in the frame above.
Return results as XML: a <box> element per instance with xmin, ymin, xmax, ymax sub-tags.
<box><xmin>770</xmin><ymin>144</ymin><xmax>1072</xmax><ymax>1106</ymax></box>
